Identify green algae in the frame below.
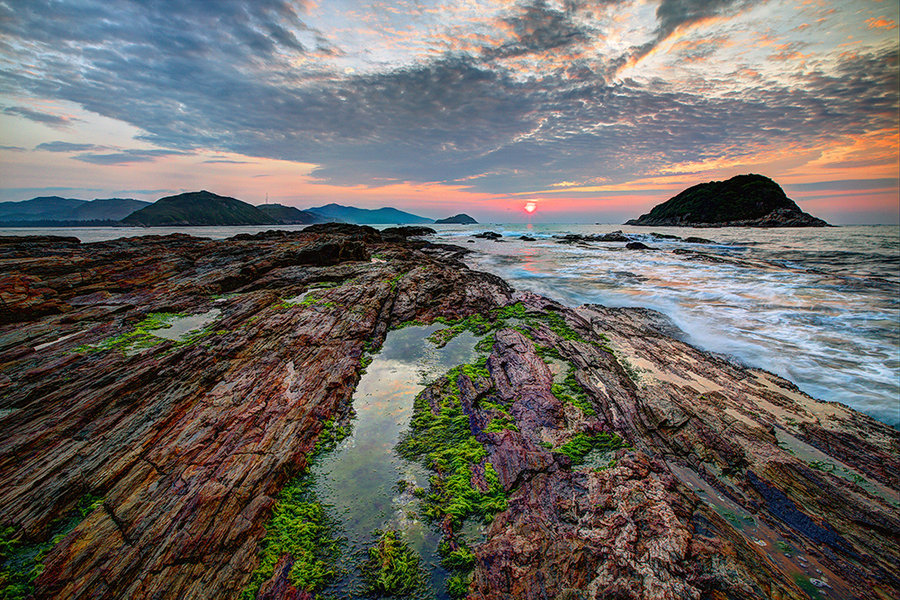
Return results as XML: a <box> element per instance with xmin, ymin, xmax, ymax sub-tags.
<box><xmin>0</xmin><ymin>494</ymin><xmax>103</xmax><ymax>600</ymax></box>
<box><xmin>242</xmin><ymin>418</ymin><xmax>350</xmax><ymax>599</ymax></box>
<box><xmin>396</xmin><ymin>361</ymin><xmax>508</xmax><ymax>599</ymax></box>
<box><xmin>553</xmin><ymin>432</ymin><xmax>626</xmax><ymax>466</ymax></box>
<box><xmin>74</xmin><ymin>311</ymin><xmax>221</xmax><ymax>355</ymax></box>
<box><xmin>397</xmin><ymin>365</ymin><xmax>507</xmax><ymax>529</ymax></box>
<box><xmin>361</xmin><ymin>529</ymin><xmax>426</xmax><ymax>596</ymax></box>
<box><xmin>535</xmin><ymin>345</ymin><xmax>596</xmax><ymax>415</ymax></box>
<box><xmin>240</xmin><ymin>476</ymin><xmax>342</xmax><ymax>600</ymax></box>
<box><xmin>74</xmin><ymin>312</ymin><xmax>183</xmax><ymax>353</ymax></box>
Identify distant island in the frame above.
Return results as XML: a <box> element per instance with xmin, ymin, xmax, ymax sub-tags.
<box><xmin>434</xmin><ymin>213</ymin><xmax>478</xmax><ymax>224</ymax></box>
<box><xmin>0</xmin><ymin>192</ymin><xmax>436</xmax><ymax>227</ymax></box>
<box><xmin>625</xmin><ymin>174</ymin><xmax>829</xmax><ymax>227</ymax></box>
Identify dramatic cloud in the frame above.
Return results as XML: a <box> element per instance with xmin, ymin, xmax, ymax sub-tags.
<box><xmin>0</xmin><ymin>0</ymin><xmax>897</xmax><ymax>207</ymax></box>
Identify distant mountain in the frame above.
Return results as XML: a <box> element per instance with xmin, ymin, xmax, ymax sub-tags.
<box><xmin>257</xmin><ymin>203</ymin><xmax>329</xmax><ymax>225</ymax></box>
<box><xmin>435</xmin><ymin>213</ymin><xmax>477</xmax><ymax>224</ymax></box>
<box><xmin>122</xmin><ymin>190</ymin><xmax>278</xmax><ymax>226</ymax></box>
<box><xmin>306</xmin><ymin>203</ymin><xmax>433</xmax><ymax>224</ymax></box>
<box><xmin>0</xmin><ymin>196</ymin><xmax>87</xmax><ymax>221</ymax></box>
<box><xmin>625</xmin><ymin>174</ymin><xmax>830</xmax><ymax>227</ymax></box>
<box><xmin>0</xmin><ymin>196</ymin><xmax>149</xmax><ymax>223</ymax></box>
<box><xmin>70</xmin><ymin>198</ymin><xmax>150</xmax><ymax>221</ymax></box>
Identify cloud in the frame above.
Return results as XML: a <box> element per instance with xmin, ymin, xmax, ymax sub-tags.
<box><xmin>73</xmin><ymin>149</ymin><xmax>191</xmax><ymax>165</ymax></box>
<box><xmin>0</xmin><ymin>145</ymin><xmax>26</xmax><ymax>151</ymax></box>
<box><xmin>36</xmin><ymin>141</ymin><xmax>101</xmax><ymax>152</ymax></box>
<box><xmin>3</xmin><ymin>106</ymin><xmax>76</xmax><ymax>128</ymax></box>
<box><xmin>866</xmin><ymin>17</ymin><xmax>897</xmax><ymax>30</ymax></box>
<box><xmin>0</xmin><ymin>0</ymin><xmax>896</xmax><ymax>194</ymax></box>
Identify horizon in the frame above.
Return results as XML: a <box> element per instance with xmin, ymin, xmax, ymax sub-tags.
<box><xmin>1</xmin><ymin>1</ymin><xmax>898</xmax><ymax>225</ymax></box>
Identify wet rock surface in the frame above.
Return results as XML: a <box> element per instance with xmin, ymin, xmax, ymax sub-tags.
<box><xmin>0</xmin><ymin>226</ymin><xmax>896</xmax><ymax>600</ymax></box>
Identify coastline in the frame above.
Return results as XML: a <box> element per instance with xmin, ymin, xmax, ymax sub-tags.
<box><xmin>0</xmin><ymin>226</ymin><xmax>897</xmax><ymax>599</ymax></box>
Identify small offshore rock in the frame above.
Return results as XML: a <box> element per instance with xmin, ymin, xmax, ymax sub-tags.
<box><xmin>626</xmin><ymin>241</ymin><xmax>654</xmax><ymax>250</ymax></box>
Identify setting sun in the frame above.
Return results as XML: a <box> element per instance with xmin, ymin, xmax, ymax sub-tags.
<box><xmin>524</xmin><ymin>201</ymin><xmax>537</xmax><ymax>213</ymax></box>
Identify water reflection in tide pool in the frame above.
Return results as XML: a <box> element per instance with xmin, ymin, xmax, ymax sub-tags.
<box><xmin>312</xmin><ymin>324</ymin><xmax>480</xmax><ymax>599</ymax></box>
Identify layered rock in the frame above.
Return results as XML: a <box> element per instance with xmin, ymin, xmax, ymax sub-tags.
<box><xmin>0</xmin><ymin>226</ymin><xmax>895</xmax><ymax>600</ymax></box>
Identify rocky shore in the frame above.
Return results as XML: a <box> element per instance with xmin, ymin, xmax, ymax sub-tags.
<box><xmin>0</xmin><ymin>226</ymin><xmax>896</xmax><ymax>599</ymax></box>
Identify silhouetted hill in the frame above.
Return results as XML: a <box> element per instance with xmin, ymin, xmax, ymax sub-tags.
<box><xmin>71</xmin><ymin>198</ymin><xmax>150</xmax><ymax>220</ymax></box>
<box><xmin>0</xmin><ymin>196</ymin><xmax>149</xmax><ymax>223</ymax></box>
<box><xmin>435</xmin><ymin>213</ymin><xmax>477</xmax><ymax>224</ymax></box>
<box><xmin>306</xmin><ymin>203</ymin><xmax>433</xmax><ymax>224</ymax></box>
<box><xmin>625</xmin><ymin>174</ymin><xmax>829</xmax><ymax>227</ymax></box>
<box><xmin>0</xmin><ymin>196</ymin><xmax>87</xmax><ymax>221</ymax></box>
<box><xmin>122</xmin><ymin>191</ymin><xmax>277</xmax><ymax>226</ymax></box>
<box><xmin>257</xmin><ymin>203</ymin><xmax>329</xmax><ymax>224</ymax></box>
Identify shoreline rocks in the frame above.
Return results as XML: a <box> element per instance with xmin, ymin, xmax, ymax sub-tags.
<box><xmin>0</xmin><ymin>226</ymin><xmax>895</xmax><ymax>600</ymax></box>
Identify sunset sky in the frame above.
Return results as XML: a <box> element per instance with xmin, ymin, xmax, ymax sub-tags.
<box><xmin>0</xmin><ymin>0</ymin><xmax>897</xmax><ymax>223</ymax></box>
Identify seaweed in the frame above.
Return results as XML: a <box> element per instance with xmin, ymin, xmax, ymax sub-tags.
<box><xmin>1</xmin><ymin>494</ymin><xmax>103</xmax><ymax>600</ymax></box>
<box><xmin>553</xmin><ymin>432</ymin><xmax>626</xmax><ymax>465</ymax></box>
<box><xmin>240</xmin><ymin>476</ymin><xmax>342</xmax><ymax>599</ymax></box>
<box><xmin>360</xmin><ymin>529</ymin><xmax>425</xmax><ymax>596</ymax></box>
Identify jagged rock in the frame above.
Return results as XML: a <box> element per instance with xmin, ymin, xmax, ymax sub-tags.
<box><xmin>473</xmin><ymin>231</ymin><xmax>502</xmax><ymax>239</ymax></box>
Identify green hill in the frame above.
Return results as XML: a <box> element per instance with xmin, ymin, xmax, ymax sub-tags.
<box><xmin>625</xmin><ymin>174</ymin><xmax>829</xmax><ymax>227</ymax></box>
<box><xmin>71</xmin><ymin>198</ymin><xmax>150</xmax><ymax>220</ymax></box>
<box><xmin>122</xmin><ymin>191</ymin><xmax>278</xmax><ymax>226</ymax></box>
<box><xmin>257</xmin><ymin>203</ymin><xmax>328</xmax><ymax>224</ymax></box>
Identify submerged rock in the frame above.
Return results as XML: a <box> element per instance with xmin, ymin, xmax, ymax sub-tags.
<box><xmin>0</xmin><ymin>227</ymin><xmax>895</xmax><ymax>600</ymax></box>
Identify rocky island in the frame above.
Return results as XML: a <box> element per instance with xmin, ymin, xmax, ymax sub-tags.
<box><xmin>435</xmin><ymin>214</ymin><xmax>478</xmax><ymax>224</ymax></box>
<box><xmin>626</xmin><ymin>174</ymin><xmax>830</xmax><ymax>227</ymax></box>
<box><xmin>0</xmin><ymin>226</ymin><xmax>896</xmax><ymax>600</ymax></box>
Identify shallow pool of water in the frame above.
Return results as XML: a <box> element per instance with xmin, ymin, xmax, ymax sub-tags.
<box><xmin>313</xmin><ymin>324</ymin><xmax>480</xmax><ymax>599</ymax></box>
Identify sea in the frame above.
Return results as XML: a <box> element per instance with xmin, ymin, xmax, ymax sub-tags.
<box><xmin>3</xmin><ymin>223</ymin><xmax>898</xmax><ymax>427</ymax></box>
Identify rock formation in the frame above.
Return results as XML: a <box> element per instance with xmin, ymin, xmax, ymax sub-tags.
<box><xmin>0</xmin><ymin>226</ymin><xmax>895</xmax><ymax>600</ymax></box>
<box><xmin>626</xmin><ymin>174</ymin><xmax>830</xmax><ymax>227</ymax></box>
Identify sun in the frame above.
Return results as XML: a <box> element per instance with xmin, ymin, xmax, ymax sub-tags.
<box><xmin>524</xmin><ymin>201</ymin><xmax>537</xmax><ymax>214</ymax></box>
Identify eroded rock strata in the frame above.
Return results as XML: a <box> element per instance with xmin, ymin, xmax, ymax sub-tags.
<box><xmin>0</xmin><ymin>226</ymin><xmax>896</xmax><ymax>600</ymax></box>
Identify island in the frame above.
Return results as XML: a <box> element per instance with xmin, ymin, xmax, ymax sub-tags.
<box><xmin>435</xmin><ymin>213</ymin><xmax>478</xmax><ymax>224</ymax></box>
<box><xmin>625</xmin><ymin>174</ymin><xmax>830</xmax><ymax>227</ymax></box>
<box><xmin>1</xmin><ymin>227</ymin><xmax>896</xmax><ymax>600</ymax></box>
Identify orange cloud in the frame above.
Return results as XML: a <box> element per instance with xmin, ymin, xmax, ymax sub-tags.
<box><xmin>866</xmin><ymin>17</ymin><xmax>897</xmax><ymax>30</ymax></box>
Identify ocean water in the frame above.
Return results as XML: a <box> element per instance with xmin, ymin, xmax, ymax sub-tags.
<box><xmin>431</xmin><ymin>224</ymin><xmax>900</xmax><ymax>427</ymax></box>
<box><xmin>3</xmin><ymin>223</ymin><xmax>897</xmax><ymax>426</ymax></box>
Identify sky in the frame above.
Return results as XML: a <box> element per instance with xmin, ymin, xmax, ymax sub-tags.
<box><xmin>0</xmin><ymin>0</ymin><xmax>897</xmax><ymax>224</ymax></box>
